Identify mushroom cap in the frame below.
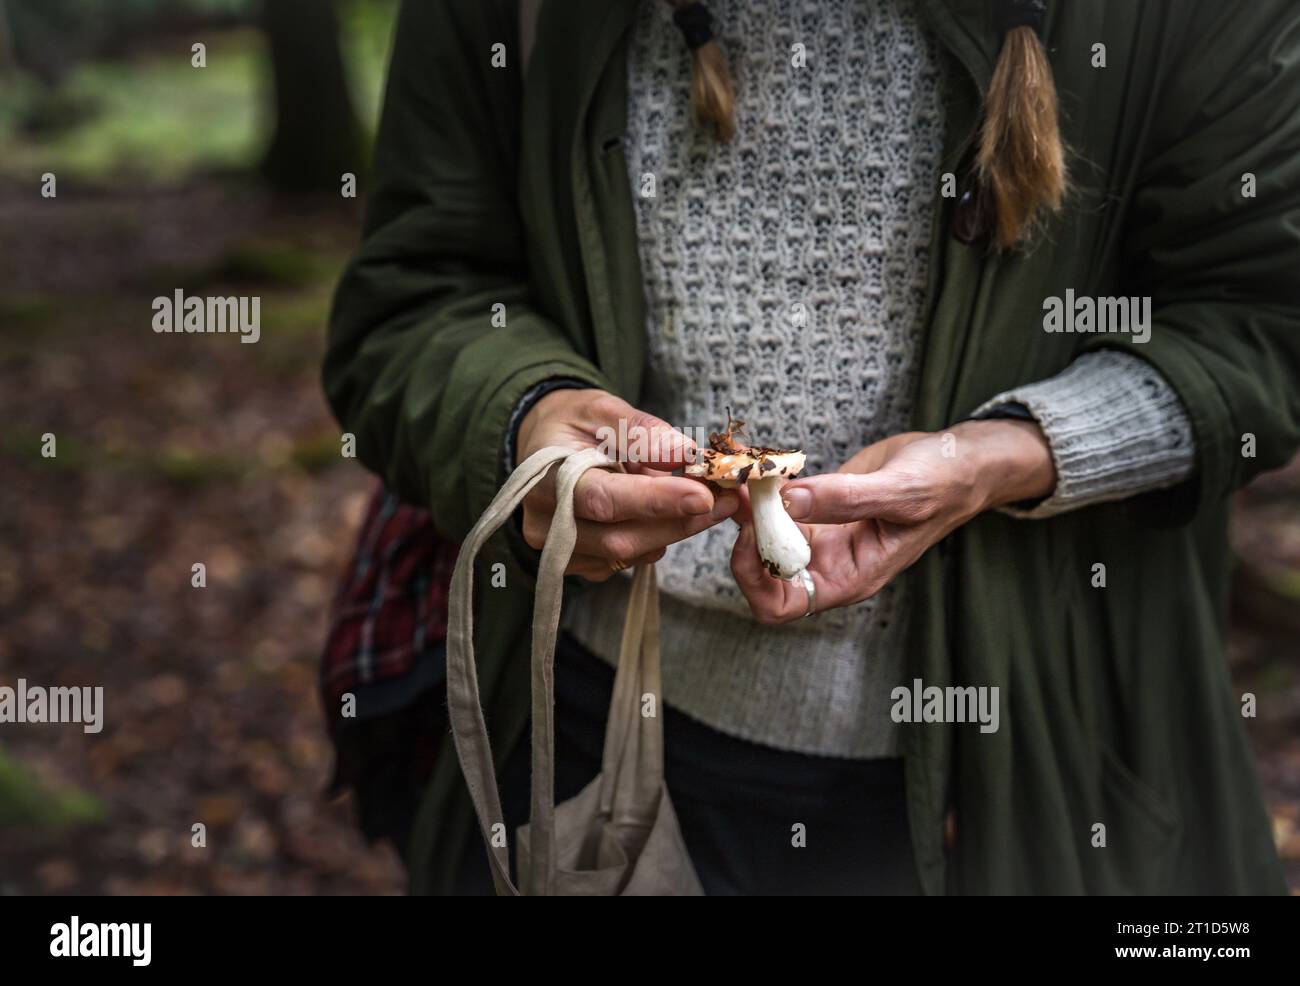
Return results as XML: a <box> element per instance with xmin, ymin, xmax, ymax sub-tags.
<box><xmin>685</xmin><ymin>447</ymin><xmax>806</xmax><ymax>488</ymax></box>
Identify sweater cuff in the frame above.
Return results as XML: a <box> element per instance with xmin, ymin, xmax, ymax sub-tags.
<box><xmin>969</xmin><ymin>350</ymin><xmax>1196</xmax><ymax>519</ymax></box>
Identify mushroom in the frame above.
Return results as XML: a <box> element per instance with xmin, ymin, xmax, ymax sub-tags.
<box><xmin>685</xmin><ymin>413</ymin><xmax>811</xmax><ymax>580</ymax></box>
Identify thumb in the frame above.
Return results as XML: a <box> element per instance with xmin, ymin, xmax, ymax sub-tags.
<box><xmin>781</xmin><ymin>472</ymin><xmax>916</xmax><ymax>525</ymax></box>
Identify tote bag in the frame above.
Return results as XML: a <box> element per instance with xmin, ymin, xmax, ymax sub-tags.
<box><xmin>445</xmin><ymin>446</ymin><xmax>704</xmax><ymax>895</ymax></box>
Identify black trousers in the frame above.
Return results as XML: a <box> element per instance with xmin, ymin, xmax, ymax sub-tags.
<box><xmin>453</xmin><ymin>632</ymin><xmax>920</xmax><ymax>895</ymax></box>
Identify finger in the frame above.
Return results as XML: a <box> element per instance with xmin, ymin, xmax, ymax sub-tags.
<box><xmin>850</xmin><ymin>515</ymin><xmax>943</xmax><ymax>589</ymax></box>
<box><xmin>729</xmin><ymin>524</ymin><xmax>843</xmax><ymax>625</ymax></box>
<box><xmin>632</xmin><ymin>465</ymin><xmax>753</xmax><ymax>526</ymax></box>
<box><xmin>520</xmin><ymin>458</ymin><xmax>563</xmax><ymax>513</ymax></box>
<box><xmin>573</xmin><ymin>495</ymin><xmax>738</xmax><ymax>562</ymax></box>
<box><xmin>527</xmin><ymin>449</ymin><xmax>701</xmax><ymax>522</ymax></box>
<box><xmin>567</xmin><ymin>547</ymin><xmax>667</xmax><ymax>581</ymax></box>
<box><xmin>583</xmin><ymin>394</ymin><xmax>698</xmax><ymax>469</ymax></box>
<box><xmin>729</xmin><ymin>523</ymin><xmax>789</xmax><ymax>620</ymax></box>
<box><xmin>573</xmin><ymin>468</ymin><xmax>715</xmax><ymax>522</ymax></box>
<box><xmin>622</xmin><ymin>462</ymin><xmax>677</xmax><ymax>478</ymax></box>
<box><xmin>730</xmin><ymin>484</ymin><xmax>754</xmax><ymax>527</ymax></box>
<box><xmin>520</xmin><ymin>502</ymin><xmax>550</xmax><ymax>551</ymax></box>
<box><xmin>733</xmin><ymin>525</ymin><xmax>863</xmax><ymax>624</ymax></box>
<box><xmin>781</xmin><ymin>471</ymin><xmax>921</xmax><ymax>525</ymax></box>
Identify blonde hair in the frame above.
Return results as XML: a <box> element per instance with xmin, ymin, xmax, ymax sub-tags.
<box><xmin>666</xmin><ymin>0</ymin><xmax>736</xmax><ymax>142</ymax></box>
<box><xmin>663</xmin><ymin>2</ymin><xmax>1067</xmax><ymax>250</ymax></box>
<box><xmin>975</xmin><ymin>24</ymin><xmax>1067</xmax><ymax>249</ymax></box>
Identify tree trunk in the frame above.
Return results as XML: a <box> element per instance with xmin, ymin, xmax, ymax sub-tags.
<box><xmin>259</xmin><ymin>0</ymin><xmax>363</xmax><ymax>195</ymax></box>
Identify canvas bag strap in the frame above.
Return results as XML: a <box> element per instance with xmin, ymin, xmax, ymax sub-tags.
<box><xmin>445</xmin><ymin>444</ymin><xmax>586</xmax><ymax>896</ymax></box>
<box><xmin>523</xmin><ymin>446</ymin><xmax>619</xmax><ymax>894</ymax></box>
<box><xmin>445</xmin><ymin>445</ymin><xmax>617</xmax><ymax>896</ymax></box>
<box><xmin>597</xmin><ymin>562</ymin><xmax>664</xmax><ymax>821</ymax></box>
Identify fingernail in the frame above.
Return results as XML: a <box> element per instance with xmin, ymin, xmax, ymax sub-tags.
<box><xmin>783</xmin><ymin>487</ymin><xmax>811</xmax><ymax>519</ymax></box>
<box><xmin>684</xmin><ymin>493</ymin><xmax>711</xmax><ymax>515</ymax></box>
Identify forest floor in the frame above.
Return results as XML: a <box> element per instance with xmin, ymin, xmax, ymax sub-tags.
<box><xmin>0</xmin><ymin>175</ymin><xmax>1297</xmax><ymax>895</ymax></box>
<box><xmin>0</xmin><ymin>176</ymin><xmax>401</xmax><ymax>893</ymax></box>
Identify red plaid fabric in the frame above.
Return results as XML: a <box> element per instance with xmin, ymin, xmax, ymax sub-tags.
<box><xmin>320</xmin><ymin>483</ymin><xmax>457</xmax><ymax>712</ymax></box>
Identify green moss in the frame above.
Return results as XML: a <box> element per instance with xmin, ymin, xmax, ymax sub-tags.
<box><xmin>209</xmin><ymin>240</ymin><xmax>326</xmax><ymax>288</ymax></box>
<box><xmin>1</xmin><ymin>431</ymin><xmax>90</xmax><ymax>470</ymax></box>
<box><xmin>0</xmin><ymin>295</ymin><xmax>63</xmax><ymax>334</ymax></box>
<box><xmin>0</xmin><ymin>748</ymin><xmax>108</xmax><ymax>833</ymax></box>
<box><xmin>290</xmin><ymin>431</ymin><xmax>345</xmax><ymax>472</ymax></box>
<box><xmin>150</xmin><ymin>447</ymin><xmax>249</xmax><ymax>486</ymax></box>
<box><xmin>1270</xmin><ymin>568</ymin><xmax>1300</xmax><ymax>600</ymax></box>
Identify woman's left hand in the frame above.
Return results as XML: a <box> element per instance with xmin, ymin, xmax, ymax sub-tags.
<box><xmin>730</xmin><ymin>420</ymin><xmax>1057</xmax><ymax>624</ymax></box>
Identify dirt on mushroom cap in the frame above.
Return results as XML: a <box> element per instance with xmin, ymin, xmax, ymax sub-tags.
<box><xmin>688</xmin><ymin>411</ymin><xmax>805</xmax><ymax>485</ymax></box>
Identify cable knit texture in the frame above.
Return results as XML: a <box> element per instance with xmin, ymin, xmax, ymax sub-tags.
<box><xmin>972</xmin><ymin>349</ymin><xmax>1196</xmax><ymax>518</ymax></box>
<box><xmin>562</xmin><ymin>0</ymin><xmax>945</xmax><ymax>757</ymax></box>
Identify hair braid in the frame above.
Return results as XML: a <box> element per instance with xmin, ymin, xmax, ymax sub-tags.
<box><xmin>665</xmin><ymin>1</ymin><xmax>736</xmax><ymax>142</ymax></box>
<box><xmin>663</xmin><ymin>1</ymin><xmax>1067</xmax><ymax>249</ymax></box>
<box><xmin>975</xmin><ymin>21</ymin><xmax>1068</xmax><ymax>249</ymax></box>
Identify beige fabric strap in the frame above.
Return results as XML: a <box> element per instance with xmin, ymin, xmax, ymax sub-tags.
<box><xmin>445</xmin><ymin>445</ymin><xmax>626</xmax><ymax>895</ymax></box>
<box><xmin>598</xmin><ymin>561</ymin><xmax>663</xmax><ymax>820</ymax></box>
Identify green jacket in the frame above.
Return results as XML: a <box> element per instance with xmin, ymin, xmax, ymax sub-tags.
<box><xmin>326</xmin><ymin>0</ymin><xmax>1299</xmax><ymax>894</ymax></box>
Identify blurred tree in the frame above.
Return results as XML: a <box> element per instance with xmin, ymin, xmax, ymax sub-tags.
<box><xmin>5</xmin><ymin>0</ymin><xmax>87</xmax><ymax>85</ymax></box>
<box><xmin>0</xmin><ymin>1</ymin><xmax>15</xmax><ymax>78</ymax></box>
<box><xmin>5</xmin><ymin>0</ymin><xmax>252</xmax><ymax>83</ymax></box>
<box><xmin>259</xmin><ymin>0</ymin><xmax>364</xmax><ymax>195</ymax></box>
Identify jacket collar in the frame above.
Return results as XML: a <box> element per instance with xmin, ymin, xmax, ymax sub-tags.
<box><xmin>915</xmin><ymin>0</ymin><xmax>999</xmax><ymax>92</ymax></box>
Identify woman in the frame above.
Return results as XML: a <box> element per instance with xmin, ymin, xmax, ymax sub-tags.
<box><xmin>324</xmin><ymin>0</ymin><xmax>1299</xmax><ymax>894</ymax></box>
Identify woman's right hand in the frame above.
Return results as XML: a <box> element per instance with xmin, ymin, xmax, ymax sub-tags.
<box><xmin>515</xmin><ymin>389</ymin><xmax>738</xmax><ymax>580</ymax></box>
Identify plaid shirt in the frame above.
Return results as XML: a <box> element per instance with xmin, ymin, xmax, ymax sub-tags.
<box><xmin>320</xmin><ymin>483</ymin><xmax>456</xmax><ymax>727</ymax></box>
<box><xmin>322</xmin><ymin>377</ymin><xmax>569</xmax><ymax>729</ymax></box>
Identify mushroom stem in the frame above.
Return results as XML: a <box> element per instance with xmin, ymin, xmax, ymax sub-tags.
<box><xmin>750</xmin><ymin>477</ymin><xmax>811</xmax><ymax>580</ymax></box>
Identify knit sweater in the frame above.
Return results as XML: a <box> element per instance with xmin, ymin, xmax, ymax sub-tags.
<box><xmin>558</xmin><ymin>0</ymin><xmax>1194</xmax><ymax>757</ymax></box>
